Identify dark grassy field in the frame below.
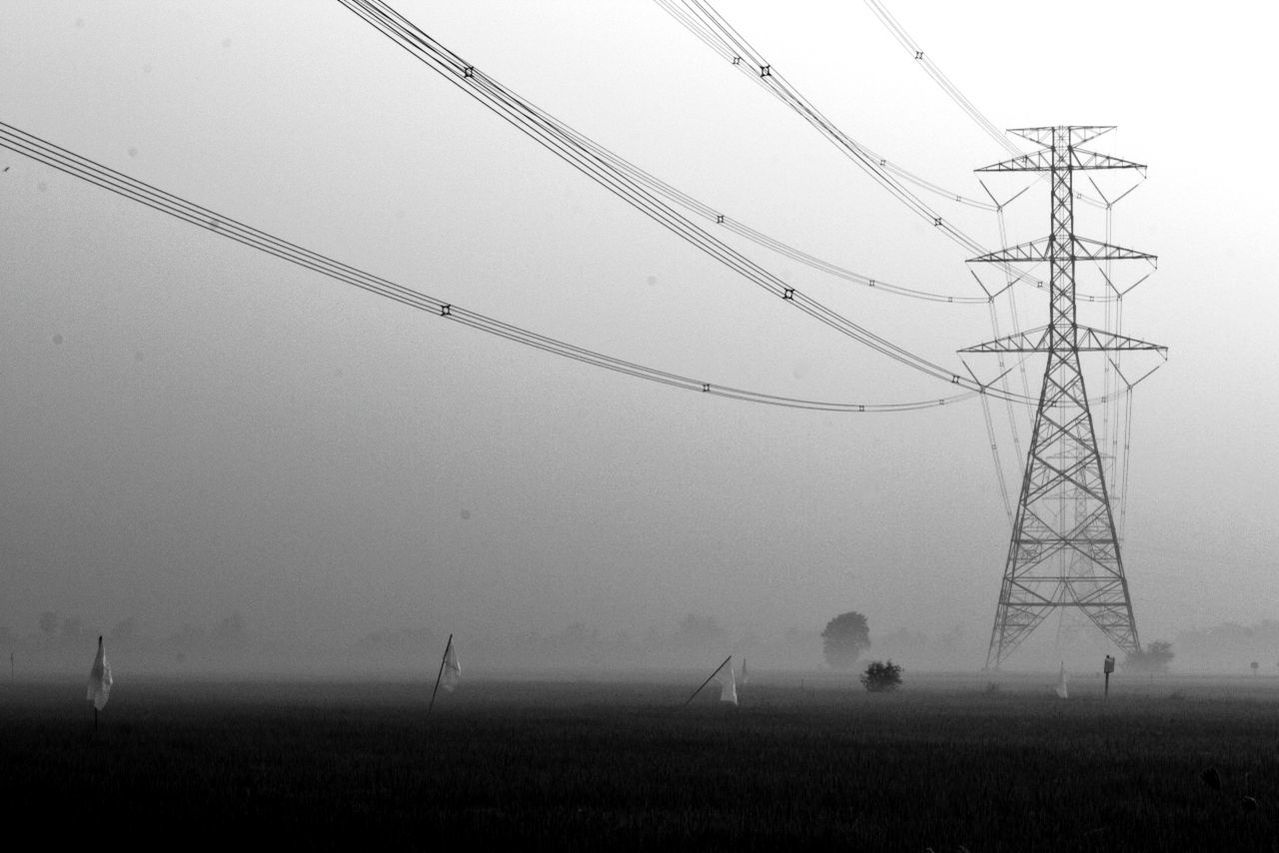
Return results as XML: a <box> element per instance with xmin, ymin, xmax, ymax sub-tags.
<box><xmin>4</xmin><ymin>674</ymin><xmax>1279</xmax><ymax>850</ymax></box>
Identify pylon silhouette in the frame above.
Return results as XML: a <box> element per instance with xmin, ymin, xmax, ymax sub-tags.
<box><xmin>961</xmin><ymin>126</ymin><xmax>1164</xmax><ymax>668</ymax></box>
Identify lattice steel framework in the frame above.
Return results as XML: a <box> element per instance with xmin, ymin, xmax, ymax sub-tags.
<box><xmin>961</xmin><ymin>126</ymin><xmax>1164</xmax><ymax>668</ymax></box>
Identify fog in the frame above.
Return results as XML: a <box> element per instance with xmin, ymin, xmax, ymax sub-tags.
<box><xmin>2</xmin><ymin>2</ymin><xmax>1277</xmax><ymax>677</ymax></box>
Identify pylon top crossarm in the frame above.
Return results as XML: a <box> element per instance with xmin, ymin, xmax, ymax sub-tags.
<box><xmin>1009</xmin><ymin>126</ymin><xmax>1116</xmax><ymax>148</ymax></box>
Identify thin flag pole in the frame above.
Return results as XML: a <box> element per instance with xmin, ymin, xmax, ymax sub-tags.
<box><xmin>428</xmin><ymin>633</ymin><xmax>453</xmax><ymax>716</ymax></box>
<box><xmin>682</xmin><ymin>655</ymin><xmax>732</xmax><ymax>708</ymax></box>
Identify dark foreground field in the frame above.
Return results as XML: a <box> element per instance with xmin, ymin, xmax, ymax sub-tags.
<box><xmin>4</xmin><ymin>674</ymin><xmax>1279</xmax><ymax>850</ymax></box>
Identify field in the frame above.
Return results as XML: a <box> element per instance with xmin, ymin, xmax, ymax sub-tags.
<box><xmin>4</xmin><ymin>673</ymin><xmax>1279</xmax><ymax>850</ymax></box>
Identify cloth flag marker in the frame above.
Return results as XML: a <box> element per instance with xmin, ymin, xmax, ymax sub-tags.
<box><xmin>87</xmin><ymin>636</ymin><xmax>113</xmax><ymax>729</ymax></box>
<box><xmin>429</xmin><ymin>634</ymin><xmax>461</xmax><ymax>714</ymax></box>
<box><xmin>683</xmin><ymin>655</ymin><xmax>737</xmax><ymax>707</ymax></box>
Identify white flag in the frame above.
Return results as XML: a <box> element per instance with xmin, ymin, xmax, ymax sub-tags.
<box><xmin>1054</xmin><ymin>661</ymin><xmax>1068</xmax><ymax>699</ymax></box>
<box><xmin>441</xmin><ymin>637</ymin><xmax>461</xmax><ymax>693</ymax></box>
<box><xmin>715</xmin><ymin>658</ymin><xmax>738</xmax><ymax>706</ymax></box>
<box><xmin>87</xmin><ymin>636</ymin><xmax>113</xmax><ymax>711</ymax></box>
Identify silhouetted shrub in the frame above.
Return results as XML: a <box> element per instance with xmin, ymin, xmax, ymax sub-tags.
<box><xmin>860</xmin><ymin>660</ymin><xmax>903</xmax><ymax>693</ymax></box>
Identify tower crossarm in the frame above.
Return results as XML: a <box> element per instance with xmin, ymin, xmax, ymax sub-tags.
<box><xmin>1074</xmin><ymin>326</ymin><xmax>1166</xmax><ymax>353</ymax></box>
<box><xmin>977</xmin><ymin>147</ymin><xmax>1146</xmax><ymax>174</ymax></box>
<box><xmin>1073</xmin><ymin>236</ymin><xmax>1156</xmax><ymax>263</ymax></box>
<box><xmin>1010</xmin><ymin>126</ymin><xmax>1116</xmax><ymax>148</ymax></box>
<box><xmin>966</xmin><ymin>236</ymin><xmax>1155</xmax><ymax>265</ymax></box>
<box><xmin>959</xmin><ymin>326</ymin><xmax>1048</xmax><ymax>353</ymax></box>
<box><xmin>967</xmin><ymin>238</ymin><xmax>1051</xmax><ymax>264</ymax></box>
<box><xmin>959</xmin><ymin>325</ymin><xmax>1165</xmax><ymax>354</ymax></box>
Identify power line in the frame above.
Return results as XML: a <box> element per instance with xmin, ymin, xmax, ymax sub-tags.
<box><xmin>338</xmin><ymin>0</ymin><xmax>1038</xmax><ymax>402</ymax></box>
<box><xmin>863</xmin><ymin>0</ymin><xmax>1016</xmax><ymax>156</ymax></box>
<box><xmin>652</xmin><ymin>0</ymin><xmax>1120</xmax><ymax>302</ymax></box>
<box><xmin>655</xmin><ymin>0</ymin><xmax>996</xmax><ymax>220</ymax></box>
<box><xmin>558</xmin><ymin>112</ymin><xmax>994</xmax><ymax>305</ymax></box>
<box><xmin>862</xmin><ymin>0</ymin><xmax>1118</xmax><ymax>212</ymax></box>
<box><xmin>0</xmin><ymin>120</ymin><xmax>981</xmax><ymax>414</ymax></box>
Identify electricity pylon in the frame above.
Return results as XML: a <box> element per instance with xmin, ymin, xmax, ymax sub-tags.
<box><xmin>961</xmin><ymin>126</ymin><xmax>1165</xmax><ymax>669</ymax></box>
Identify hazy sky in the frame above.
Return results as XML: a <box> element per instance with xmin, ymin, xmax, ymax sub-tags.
<box><xmin>1</xmin><ymin>1</ymin><xmax>1276</xmax><ymax>656</ymax></box>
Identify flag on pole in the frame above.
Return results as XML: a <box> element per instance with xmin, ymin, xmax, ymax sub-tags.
<box><xmin>87</xmin><ymin>636</ymin><xmax>113</xmax><ymax>711</ymax></box>
<box><xmin>715</xmin><ymin>658</ymin><xmax>738</xmax><ymax>706</ymax></box>
<box><xmin>682</xmin><ymin>655</ymin><xmax>736</xmax><ymax>708</ymax></box>
<box><xmin>440</xmin><ymin>635</ymin><xmax>461</xmax><ymax>693</ymax></box>
<box><xmin>1054</xmin><ymin>661</ymin><xmax>1069</xmax><ymax>699</ymax></box>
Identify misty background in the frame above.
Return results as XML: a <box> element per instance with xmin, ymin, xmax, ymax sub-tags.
<box><xmin>1</xmin><ymin>2</ymin><xmax>1276</xmax><ymax>676</ymax></box>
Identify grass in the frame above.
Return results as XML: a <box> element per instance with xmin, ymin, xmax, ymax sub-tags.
<box><xmin>3</xmin><ymin>674</ymin><xmax>1278</xmax><ymax>849</ymax></box>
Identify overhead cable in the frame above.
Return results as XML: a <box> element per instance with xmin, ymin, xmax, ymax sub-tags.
<box><xmin>652</xmin><ymin>0</ymin><xmax>1096</xmax><ymax>298</ymax></box>
<box><xmin>654</xmin><ymin>0</ymin><xmax>996</xmax><ymax>217</ymax></box>
<box><xmin>0</xmin><ymin>120</ymin><xmax>981</xmax><ymax>414</ymax></box>
<box><xmin>862</xmin><ymin>0</ymin><xmax>1112</xmax><ymax>210</ymax></box>
<box><xmin>338</xmin><ymin>0</ymin><xmax>1037</xmax><ymax>401</ymax></box>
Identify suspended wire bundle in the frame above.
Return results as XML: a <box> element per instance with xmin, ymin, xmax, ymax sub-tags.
<box><xmin>653</xmin><ymin>1</ymin><xmax>1002</xmax><ymax>216</ymax></box>
<box><xmin>1092</xmin><ymin>178</ymin><xmax>1149</xmax><ymax>542</ymax></box>
<box><xmin>337</xmin><ymin>0</ymin><xmax>1037</xmax><ymax>402</ymax></box>
<box><xmin>860</xmin><ymin>0</ymin><xmax>1119</xmax><ymax>212</ymax></box>
<box><xmin>649</xmin><ymin>0</ymin><xmax>1159</xmax><ymax>534</ymax></box>
<box><xmin>976</xmin><ymin>188</ymin><xmax>1032</xmax><ymax>520</ymax></box>
<box><xmin>459</xmin><ymin>62</ymin><xmax>990</xmax><ymax>306</ymax></box>
<box><xmin>846</xmin><ymin>1</ymin><xmax>1159</xmax><ymax>514</ymax></box>
<box><xmin>655</xmin><ymin>0</ymin><xmax>996</xmax><ymax>214</ymax></box>
<box><xmin>0</xmin><ymin>120</ymin><xmax>977</xmax><ymax>413</ymax></box>
<box><xmin>652</xmin><ymin>0</ymin><xmax>1035</xmax><ymax>515</ymax></box>
<box><xmin>862</xmin><ymin>0</ymin><xmax>1016</xmax><ymax>156</ymax></box>
<box><xmin>566</xmin><ymin>124</ymin><xmax>991</xmax><ymax>305</ymax></box>
<box><xmin>651</xmin><ymin>0</ymin><xmax>1143</xmax><ymax>307</ymax></box>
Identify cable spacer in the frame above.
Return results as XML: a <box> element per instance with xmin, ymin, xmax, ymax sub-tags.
<box><xmin>759</xmin><ymin>65</ymin><xmax>771</xmax><ymax>77</ymax></box>
<box><xmin>462</xmin><ymin>66</ymin><xmax>474</xmax><ymax>78</ymax></box>
<box><xmin>715</xmin><ymin>214</ymin><xmax>724</xmax><ymax>224</ymax></box>
<box><xmin>702</xmin><ymin>383</ymin><xmax>711</xmax><ymax>393</ymax></box>
<box><xmin>783</xmin><ymin>288</ymin><xmax>794</xmax><ymax>300</ymax></box>
<box><xmin>440</xmin><ymin>304</ymin><xmax>451</xmax><ymax>316</ymax></box>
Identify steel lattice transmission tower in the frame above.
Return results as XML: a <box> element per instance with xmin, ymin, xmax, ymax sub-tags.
<box><xmin>961</xmin><ymin>126</ymin><xmax>1165</xmax><ymax>669</ymax></box>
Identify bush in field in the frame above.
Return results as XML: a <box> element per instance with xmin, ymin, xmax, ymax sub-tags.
<box><xmin>860</xmin><ymin>660</ymin><xmax>902</xmax><ymax>693</ymax></box>
<box><xmin>1124</xmin><ymin>640</ymin><xmax>1174</xmax><ymax>674</ymax></box>
<box><xmin>822</xmin><ymin>611</ymin><xmax>871</xmax><ymax>669</ymax></box>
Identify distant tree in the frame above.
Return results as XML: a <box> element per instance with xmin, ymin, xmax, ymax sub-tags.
<box><xmin>860</xmin><ymin>660</ymin><xmax>903</xmax><ymax>693</ymax></box>
<box><xmin>38</xmin><ymin>611</ymin><xmax>58</xmax><ymax>638</ymax></box>
<box><xmin>821</xmin><ymin>611</ymin><xmax>871</xmax><ymax>669</ymax></box>
<box><xmin>1124</xmin><ymin>640</ymin><xmax>1174</xmax><ymax>674</ymax></box>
